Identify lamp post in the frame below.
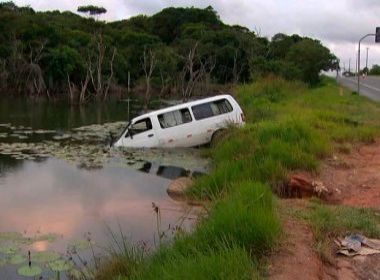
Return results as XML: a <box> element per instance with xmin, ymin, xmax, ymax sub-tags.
<box><xmin>357</xmin><ymin>34</ymin><xmax>375</xmax><ymax>94</ymax></box>
<box><xmin>348</xmin><ymin>58</ymin><xmax>351</xmax><ymax>74</ymax></box>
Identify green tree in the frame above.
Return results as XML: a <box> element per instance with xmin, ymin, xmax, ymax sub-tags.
<box><xmin>286</xmin><ymin>39</ymin><xmax>336</xmax><ymax>85</ymax></box>
<box><xmin>77</xmin><ymin>5</ymin><xmax>107</xmax><ymax>17</ymax></box>
<box><xmin>369</xmin><ymin>65</ymin><xmax>380</xmax><ymax>75</ymax></box>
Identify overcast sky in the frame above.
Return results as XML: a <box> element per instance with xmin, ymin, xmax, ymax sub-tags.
<box><xmin>6</xmin><ymin>0</ymin><xmax>380</xmax><ymax>70</ymax></box>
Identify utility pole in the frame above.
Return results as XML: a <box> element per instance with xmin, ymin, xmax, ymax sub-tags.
<box><xmin>127</xmin><ymin>71</ymin><xmax>130</xmax><ymax>94</ymax></box>
<box><xmin>366</xmin><ymin>47</ymin><xmax>369</xmax><ymax>71</ymax></box>
<box><xmin>349</xmin><ymin>58</ymin><xmax>351</xmax><ymax>73</ymax></box>
<box><xmin>357</xmin><ymin>33</ymin><xmax>375</xmax><ymax>94</ymax></box>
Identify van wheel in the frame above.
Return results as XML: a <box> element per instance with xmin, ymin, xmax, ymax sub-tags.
<box><xmin>210</xmin><ymin>129</ymin><xmax>227</xmax><ymax>148</ymax></box>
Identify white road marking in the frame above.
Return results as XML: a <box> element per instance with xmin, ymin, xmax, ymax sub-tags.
<box><xmin>342</xmin><ymin>78</ymin><xmax>380</xmax><ymax>92</ymax></box>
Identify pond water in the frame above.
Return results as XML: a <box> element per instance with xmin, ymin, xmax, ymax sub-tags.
<box><xmin>0</xmin><ymin>97</ymin><xmax>209</xmax><ymax>279</ymax></box>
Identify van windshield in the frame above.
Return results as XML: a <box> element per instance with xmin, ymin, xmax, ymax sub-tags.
<box><xmin>118</xmin><ymin>121</ymin><xmax>131</xmax><ymax>139</ymax></box>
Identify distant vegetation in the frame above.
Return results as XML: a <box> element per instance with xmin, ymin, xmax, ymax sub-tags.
<box><xmin>370</xmin><ymin>64</ymin><xmax>380</xmax><ymax>75</ymax></box>
<box><xmin>0</xmin><ymin>2</ymin><xmax>338</xmax><ymax>104</ymax></box>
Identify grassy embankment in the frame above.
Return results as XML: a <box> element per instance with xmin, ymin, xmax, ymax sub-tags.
<box><xmin>99</xmin><ymin>77</ymin><xmax>380</xmax><ymax>280</ymax></box>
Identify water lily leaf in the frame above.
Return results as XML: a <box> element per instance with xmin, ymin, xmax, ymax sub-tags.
<box><xmin>0</xmin><ymin>244</ymin><xmax>18</xmax><ymax>254</ymax></box>
<box><xmin>68</xmin><ymin>239</ymin><xmax>93</xmax><ymax>251</ymax></box>
<box><xmin>0</xmin><ymin>232</ymin><xmax>23</xmax><ymax>242</ymax></box>
<box><xmin>33</xmin><ymin>233</ymin><xmax>59</xmax><ymax>243</ymax></box>
<box><xmin>32</xmin><ymin>251</ymin><xmax>61</xmax><ymax>263</ymax></box>
<box><xmin>17</xmin><ymin>265</ymin><xmax>42</xmax><ymax>277</ymax></box>
<box><xmin>9</xmin><ymin>254</ymin><xmax>26</xmax><ymax>265</ymax></box>
<box><xmin>48</xmin><ymin>259</ymin><xmax>72</xmax><ymax>271</ymax></box>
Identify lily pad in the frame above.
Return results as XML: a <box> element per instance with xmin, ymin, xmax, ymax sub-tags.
<box><xmin>0</xmin><ymin>244</ymin><xmax>18</xmax><ymax>254</ymax></box>
<box><xmin>17</xmin><ymin>265</ymin><xmax>42</xmax><ymax>277</ymax></box>
<box><xmin>32</xmin><ymin>251</ymin><xmax>61</xmax><ymax>263</ymax></box>
<box><xmin>68</xmin><ymin>239</ymin><xmax>93</xmax><ymax>251</ymax></box>
<box><xmin>0</xmin><ymin>232</ymin><xmax>23</xmax><ymax>242</ymax></box>
<box><xmin>48</xmin><ymin>259</ymin><xmax>72</xmax><ymax>271</ymax></box>
<box><xmin>33</xmin><ymin>233</ymin><xmax>59</xmax><ymax>243</ymax></box>
<box><xmin>9</xmin><ymin>254</ymin><xmax>26</xmax><ymax>265</ymax></box>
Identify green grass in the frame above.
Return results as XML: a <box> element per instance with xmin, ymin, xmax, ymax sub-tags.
<box><xmin>189</xmin><ymin>76</ymin><xmax>380</xmax><ymax>199</ymax></box>
<box><xmin>130</xmin><ymin>244</ymin><xmax>260</xmax><ymax>280</ymax></box>
<box><xmin>97</xmin><ymin>76</ymin><xmax>380</xmax><ymax>279</ymax></box>
<box><xmin>292</xmin><ymin>200</ymin><xmax>380</xmax><ymax>263</ymax></box>
<box><xmin>306</xmin><ymin>202</ymin><xmax>380</xmax><ymax>240</ymax></box>
<box><xmin>126</xmin><ymin>182</ymin><xmax>279</xmax><ymax>279</ymax></box>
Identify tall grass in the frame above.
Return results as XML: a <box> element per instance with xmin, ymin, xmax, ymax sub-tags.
<box><xmin>189</xmin><ymin>76</ymin><xmax>380</xmax><ymax>199</ymax></box>
<box><xmin>129</xmin><ymin>182</ymin><xmax>278</xmax><ymax>279</ymax></box>
<box><xmin>97</xmin><ymin>76</ymin><xmax>380</xmax><ymax>279</ymax></box>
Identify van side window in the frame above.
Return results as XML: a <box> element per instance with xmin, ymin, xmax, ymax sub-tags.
<box><xmin>127</xmin><ymin>118</ymin><xmax>152</xmax><ymax>136</ymax></box>
<box><xmin>192</xmin><ymin>99</ymin><xmax>233</xmax><ymax>120</ymax></box>
<box><xmin>158</xmin><ymin>108</ymin><xmax>192</xmax><ymax>129</ymax></box>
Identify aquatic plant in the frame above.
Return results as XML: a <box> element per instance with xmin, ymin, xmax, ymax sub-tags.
<box><xmin>48</xmin><ymin>259</ymin><xmax>73</xmax><ymax>272</ymax></box>
<box><xmin>9</xmin><ymin>254</ymin><xmax>26</xmax><ymax>265</ymax></box>
<box><xmin>32</xmin><ymin>251</ymin><xmax>61</xmax><ymax>263</ymax></box>
<box><xmin>0</xmin><ymin>244</ymin><xmax>18</xmax><ymax>254</ymax></box>
<box><xmin>17</xmin><ymin>265</ymin><xmax>42</xmax><ymax>277</ymax></box>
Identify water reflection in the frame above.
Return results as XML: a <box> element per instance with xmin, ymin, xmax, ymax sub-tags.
<box><xmin>0</xmin><ymin>158</ymin><xmax>196</xmax><ymax>245</ymax></box>
<box><xmin>0</xmin><ymin>97</ymin><xmax>139</xmax><ymax>130</ymax></box>
<box><xmin>0</xmin><ymin>155</ymin><xmax>24</xmax><ymax>179</ymax></box>
<box><xmin>139</xmin><ymin>163</ymin><xmax>204</xmax><ymax>180</ymax></box>
<box><xmin>157</xmin><ymin>165</ymin><xmax>190</xmax><ymax>180</ymax></box>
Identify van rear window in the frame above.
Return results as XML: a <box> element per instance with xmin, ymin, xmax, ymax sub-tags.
<box><xmin>192</xmin><ymin>99</ymin><xmax>233</xmax><ymax>120</ymax></box>
<box><xmin>158</xmin><ymin>108</ymin><xmax>192</xmax><ymax>129</ymax></box>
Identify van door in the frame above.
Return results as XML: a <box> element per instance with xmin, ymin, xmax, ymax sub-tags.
<box><xmin>190</xmin><ymin>102</ymin><xmax>216</xmax><ymax>145</ymax></box>
<box><xmin>156</xmin><ymin>108</ymin><xmax>196</xmax><ymax>147</ymax></box>
<box><xmin>191</xmin><ymin>98</ymin><xmax>235</xmax><ymax>145</ymax></box>
<box><xmin>122</xmin><ymin>117</ymin><xmax>158</xmax><ymax>148</ymax></box>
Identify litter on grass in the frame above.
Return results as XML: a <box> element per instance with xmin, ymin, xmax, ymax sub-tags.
<box><xmin>336</xmin><ymin>234</ymin><xmax>380</xmax><ymax>257</ymax></box>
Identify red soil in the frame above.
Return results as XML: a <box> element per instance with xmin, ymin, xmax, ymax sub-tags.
<box><xmin>269</xmin><ymin>141</ymin><xmax>380</xmax><ymax>280</ymax></box>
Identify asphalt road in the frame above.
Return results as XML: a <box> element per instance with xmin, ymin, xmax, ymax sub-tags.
<box><xmin>338</xmin><ymin>75</ymin><xmax>380</xmax><ymax>102</ymax></box>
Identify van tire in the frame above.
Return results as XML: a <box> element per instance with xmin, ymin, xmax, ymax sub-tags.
<box><xmin>210</xmin><ymin>129</ymin><xmax>227</xmax><ymax>148</ymax></box>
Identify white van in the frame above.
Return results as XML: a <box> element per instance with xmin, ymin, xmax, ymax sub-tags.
<box><xmin>112</xmin><ymin>94</ymin><xmax>245</xmax><ymax>148</ymax></box>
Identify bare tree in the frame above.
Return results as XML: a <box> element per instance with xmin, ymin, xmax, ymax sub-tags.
<box><xmin>79</xmin><ymin>69</ymin><xmax>90</xmax><ymax>104</ymax></box>
<box><xmin>179</xmin><ymin>42</ymin><xmax>216</xmax><ymax>100</ymax></box>
<box><xmin>103</xmin><ymin>47</ymin><xmax>116</xmax><ymax>101</ymax></box>
<box><xmin>232</xmin><ymin>49</ymin><xmax>245</xmax><ymax>84</ymax></box>
<box><xmin>85</xmin><ymin>35</ymin><xmax>117</xmax><ymax>103</ymax></box>
<box><xmin>25</xmin><ymin>40</ymin><xmax>47</xmax><ymax>96</ymax></box>
<box><xmin>141</xmin><ymin>47</ymin><xmax>157</xmax><ymax>111</ymax></box>
<box><xmin>180</xmin><ymin>42</ymin><xmax>201</xmax><ymax>101</ymax></box>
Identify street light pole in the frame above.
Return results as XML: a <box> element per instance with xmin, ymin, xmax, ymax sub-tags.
<box><xmin>348</xmin><ymin>58</ymin><xmax>351</xmax><ymax>73</ymax></box>
<box><xmin>366</xmin><ymin>47</ymin><xmax>369</xmax><ymax>71</ymax></box>
<box><xmin>357</xmin><ymin>34</ymin><xmax>375</xmax><ymax>94</ymax></box>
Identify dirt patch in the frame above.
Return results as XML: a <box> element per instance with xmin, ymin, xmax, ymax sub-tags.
<box><xmin>320</xmin><ymin>140</ymin><xmax>380</xmax><ymax>209</ymax></box>
<box><xmin>269</xmin><ymin>209</ymin><xmax>379</xmax><ymax>280</ymax></box>
<box><xmin>284</xmin><ymin>140</ymin><xmax>380</xmax><ymax>208</ymax></box>
<box><xmin>271</xmin><ymin>141</ymin><xmax>380</xmax><ymax>280</ymax></box>
<box><xmin>268</xmin><ymin>216</ymin><xmax>327</xmax><ymax>280</ymax></box>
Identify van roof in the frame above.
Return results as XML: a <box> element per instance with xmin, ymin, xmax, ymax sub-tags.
<box><xmin>132</xmin><ymin>94</ymin><xmax>234</xmax><ymax>121</ymax></box>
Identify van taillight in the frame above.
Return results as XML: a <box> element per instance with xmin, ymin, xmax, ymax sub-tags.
<box><xmin>241</xmin><ymin>113</ymin><xmax>245</xmax><ymax>122</ymax></box>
